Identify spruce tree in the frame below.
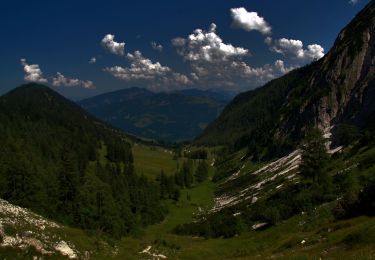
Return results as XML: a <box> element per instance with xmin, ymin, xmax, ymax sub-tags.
<box><xmin>159</xmin><ymin>170</ymin><xmax>168</xmax><ymax>199</ymax></box>
<box><xmin>195</xmin><ymin>160</ymin><xmax>209</xmax><ymax>182</ymax></box>
<box><xmin>182</xmin><ymin>160</ymin><xmax>194</xmax><ymax>188</ymax></box>
<box><xmin>300</xmin><ymin>128</ymin><xmax>330</xmax><ymax>185</ymax></box>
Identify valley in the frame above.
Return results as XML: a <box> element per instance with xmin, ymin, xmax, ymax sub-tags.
<box><xmin>1</xmin><ymin>1</ymin><xmax>375</xmax><ymax>259</ymax></box>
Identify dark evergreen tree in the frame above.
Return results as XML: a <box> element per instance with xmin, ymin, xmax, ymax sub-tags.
<box><xmin>182</xmin><ymin>160</ymin><xmax>194</xmax><ymax>188</ymax></box>
<box><xmin>57</xmin><ymin>146</ymin><xmax>79</xmax><ymax>221</ymax></box>
<box><xmin>195</xmin><ymin>160</ymin><xmax>209</xmax><ymax>183</ymax></box>
<box><xmin>336</xmin><ymin>124</ymin><xmax>360</xmax><ymax>146</ymax></box>
<box><xmin>174</xmin><ymin>171</ymin><xmax>185</xmax><ymax>187</ymax></box>
<box><xmin>173</xmin><ymin>188</ymin><xmax>181</xmax><ymax>201</ymax></box>
<box><xmin>300</xmin><ymin>128</ymin><xmax>330</xmax><ymax>183</ymax></box>
<box><xmin>159</xmin><ymin>170</ymin><xmax>168</xmax><ymax>199</ymax></box>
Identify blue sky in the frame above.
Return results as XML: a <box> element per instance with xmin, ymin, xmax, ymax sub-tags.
<box><xmin>0</xmin><ymin>0</ymin><xmax>370</xmax><ymax>99</ymax></box>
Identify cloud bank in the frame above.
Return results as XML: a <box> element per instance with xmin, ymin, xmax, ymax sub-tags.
<box><xmin>52</xmin><ymin>72</ymin><xmax>95</xmax><ymax>89</ymax></box>
<box><xmin>100</xmin><ymin>6</ymin><xmax>325</xmax><ymax>91</ymax></box>
<box><xmin>171</xmin><ymin>23</ymin><xmax>289</xmax><ymax>88</ymax></box>
<box><xmin>104</xmin><ymin>51</ymin><xmax>191</xmax><ymax>89</ymax></box>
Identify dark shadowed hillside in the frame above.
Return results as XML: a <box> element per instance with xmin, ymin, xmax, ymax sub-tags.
<box><xmin>0</xmin><ymin>83</ymin><xmax>164</xmax><ymax>238</ymax></box>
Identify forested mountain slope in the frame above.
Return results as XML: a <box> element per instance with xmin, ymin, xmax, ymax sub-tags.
<box><xmin>0</xmin><ymin>83</ymin><xmax>164</xmax><ymax>238</ymax></box>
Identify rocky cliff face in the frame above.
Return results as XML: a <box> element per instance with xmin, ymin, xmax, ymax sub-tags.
<box><xmin>278</xmin><ymin>2</ymin><xmax>375</xmax><ymax>139</ymax></box>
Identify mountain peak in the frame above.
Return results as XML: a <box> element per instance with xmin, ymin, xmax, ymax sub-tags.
<box><xmin>6</xmin><ymin>83</ymin><xmax>52</xmax><ymax>94</ymax></box>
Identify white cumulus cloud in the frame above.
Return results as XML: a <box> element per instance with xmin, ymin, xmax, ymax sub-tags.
<box><xmin>151</xmin><ymin>41</ymin><xmax>163</xmax><ymax>52</ymax></box>
<box><xmin>89</xmin><ymin>57</ymin><xmax>96</xmax><ymax>64</ymax></box>
<box><xmin>101</xmin><ymin>34</ymin><xmax>125</xmax><ymax>56</ymax></box>
<box><xmin>52</xmin><ymin>72</ymin><xmax>95</xmax><ymax>89</ymax></box>
<box><xmin>175</xmin><ymin>23</ymin><xmax>249</xmax><ymax>62</ymax></box>
<box><xmin>230</xmin><ymin>7</ymin><xmax>272</xmax><ymax>35</ymax></box>
<box><xmin>20</xmin><ymin>59</ymin><xmax>48</xmax><ymax>83</ymax></box>
<box><xmin>266</xmin><ymin>37</ymin><xmax>325</xmax><ymax>61</ymax></box>
<box><xmin>304</xmin><ymin>44</ymin><xmax>325</xmax><ymax>60</ymax></box>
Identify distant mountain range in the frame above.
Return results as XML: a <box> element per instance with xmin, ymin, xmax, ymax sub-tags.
<box><xmin>79</xmin><ymin>87</ymin><xmax>234</xmax><ymax>143</ymax></box>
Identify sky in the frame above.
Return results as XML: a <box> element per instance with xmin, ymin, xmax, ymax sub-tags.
<box><xmin>0</xmin><ymin>0</ymin><xmax>370</xmax><ymax>99</ymax></box>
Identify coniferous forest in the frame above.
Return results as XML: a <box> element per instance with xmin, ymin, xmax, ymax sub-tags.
<box><xmin>0</xmin><ymin>84</ymin><xmax>164</xmax><ymax>237</ymax></box>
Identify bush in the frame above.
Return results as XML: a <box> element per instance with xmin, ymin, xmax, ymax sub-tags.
<box><xmin>336</xmin><ymin>124</ymin><xmax>360</xmax><ymax>146</ymax></box>
<box><xmin>262</xmin><ymin>207</ymin><xmax>281</xmax><ymax>225</ymax></box>
<box><xmin>173</xmin><ymin>210</ymin><xmax>244</xmax><ymax>238</ymax></box>
<box><xmin>334</xmin><ymin>179</ymin><xmax>375</xmax><ymax>219</ymax></box>
<box><xmin>342</xmin><ymin>227</ymin><xmax>375</xmax><ymax>247</ymax></box>
<box><xmin>359</xmin><ymin>151</ymin><xmax>375</xmax><ymax>169</ymax></box>
<box><xmin>185</xmin><ymin>149</ymin><xmax>208</xmax><ymax>159</ymax></box>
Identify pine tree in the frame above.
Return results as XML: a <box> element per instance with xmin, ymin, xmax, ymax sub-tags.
<box><xmin>182</xmin><ymin>160</ymin><xmax>194</xmax><ymax>188</ymax></box>
<box><xmin>300</xmin><ymin>128</ymin><xmax>330</xmax><ymax>184</ymax></box>
<box><xmin>57</xmin><ymin>146</ymin><xmax>79</xmax><ymax>220</ymax></box>
<box><xmin>195</xmin><ymin>160</ymin><xmax>209</xmax><ymax>183</ymax></box>
<box><xmin>174</xmin><ymin>171</ymin><xmax>185</xmax><ymax>187</ymax></box>
<box><xmin>173</xmin><ymin>188</ymin><xmax>180</xmax><ymax>201</ymax></box>
<box><xmin>159</xmin><ymin>170</ymin><xmax>168</xmax><ymax>199</ymax></box>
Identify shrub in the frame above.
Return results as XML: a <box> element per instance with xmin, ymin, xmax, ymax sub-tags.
<box><xmin>336</xmin><ymin>124</ymin><xmax>360</xmax><ymax>146</ymax></box>
<box><xmin>334</xmin><ymin>179</ymin><xmax>375</xmax><ymax>219</ymax></box>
